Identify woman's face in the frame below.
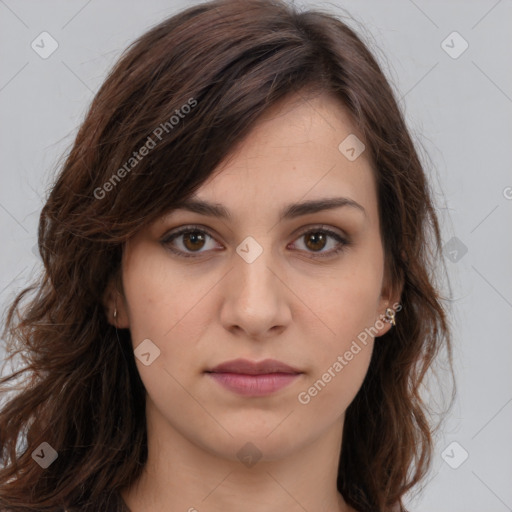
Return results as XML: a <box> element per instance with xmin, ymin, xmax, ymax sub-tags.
<box><xmin>110</xmin><ymin>91</ymin><xmax>396</xmax><ymax>462</ymax></box>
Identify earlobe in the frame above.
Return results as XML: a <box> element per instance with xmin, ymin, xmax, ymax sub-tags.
<box><xmin>374</xmin><ymin>304</ymin><xmax>398</xmax><ymax>338</ymax></box>
<box><xmin>375</xmin><ymin>289</ymin><xmax>402</xmax><ymax>338</ymax></box>
<box><xmin>376</xmin><ymin>267</ymin><xmax>403</xmax><ymax>337</ymax></box>
<box><xmin>102</xmin><ymin>275</ymin><xmax>130</xmax><ymax>329</ymax></box>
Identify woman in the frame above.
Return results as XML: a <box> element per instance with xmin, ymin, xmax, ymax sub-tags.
<box><xmin>0</xmin><ymin>0</ymin><xmax>454</xmax><ymax>510</ymax></box>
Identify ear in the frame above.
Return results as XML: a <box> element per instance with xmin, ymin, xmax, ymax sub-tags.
<box><xmin>102</xmin><ymin>273</ymin><xmax>130</xmax><ymax>329</ymax></box>
<box><xmin>374</xmin><ymin>269</ymin><xmax>403</xmax><ymax>338</ymax></box>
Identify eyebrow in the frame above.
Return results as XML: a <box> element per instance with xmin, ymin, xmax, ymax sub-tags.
<box><xmin>171</xmin><ymin>196</ymin><xmax>366</xmax><ymax>221</ymax></box>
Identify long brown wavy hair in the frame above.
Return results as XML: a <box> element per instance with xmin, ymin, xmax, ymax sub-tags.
<box><xmin>0</xmin><ymin>1</ymin><xmax>454</xmax><ymax>510</ymax></box>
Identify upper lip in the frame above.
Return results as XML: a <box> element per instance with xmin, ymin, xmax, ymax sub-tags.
<box><xmin>206</xmin><ymin>358</ymin><xmax>302</xmax><ymax>375</ymax></box>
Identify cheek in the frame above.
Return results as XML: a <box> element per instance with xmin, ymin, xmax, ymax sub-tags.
<box><xmin>310</xmin><ymin>254</ymin><xmax>384</xmax><ymax>345</ymax></box>
<box><xmin>121</xmin><ymin>255</ymin><xmax>210</xmax><ymax>414</ymax></box>
<box><xmin>123</xmin><ymin>248</ymin><xmax>198</xmax><ymax>336</ymax></box>
<box><xmin>296</xmin><ymin>282</ymin><xmax>377</xmax><ymax>419</ymax></box>
<box><xmin>122</xmin><ymin>249</ymin><xmax>216</xmax><ymax>378</ymax></box>
<box><xmin>297</xmin><ymin>341</ymin><xmax>374</xmax><ymax>421</ymax></box>
<box><xmin>297</xmin><ymin>249</ymin><xmax>383</xmax><ymax>406</ymax></box>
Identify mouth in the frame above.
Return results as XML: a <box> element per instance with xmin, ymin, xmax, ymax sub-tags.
<box><xmin>204</xmin><ymin>358</ymin><xmax>303</xmax><ymax>397</ymax></box>
<box><xmin>206</xmin><ymin>357</ymin><xmax>302</xmax><ymax>375</ymax></box>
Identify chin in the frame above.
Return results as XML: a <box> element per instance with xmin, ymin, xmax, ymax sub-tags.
<box><xmin>202</xmin><ymin>426</ymin><xmax>309</xmax><ymax>464</ymax></box>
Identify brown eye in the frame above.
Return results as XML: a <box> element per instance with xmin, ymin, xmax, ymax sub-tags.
<box><xmin>291</xmin><ymin>227</ymin><xmax>349</xmax><ymax>259</ymax></box>
<box><xmin>162</xmin><ymin>225</ymin><xmax>349</xmax><ymax>259</ymax></box>
<box><xmin>162</xmin><ymin>226</ymin><xmax>219</xmax><ymax>258</ymax></box>
<box><xmin>304</xmin><ymin>232</ymin><xmax>328</xmax><ymax>252</ymax></box>
<box><xmin>182</xmin><ymin>231</ymin><xmax>207</xmax><ymax>252</ymax></box>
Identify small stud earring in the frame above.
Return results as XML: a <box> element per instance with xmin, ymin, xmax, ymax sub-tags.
<box><xmin>113</xmin><ymin>307</ymin><xmax>118</xmax><ymax>322</ymax></box>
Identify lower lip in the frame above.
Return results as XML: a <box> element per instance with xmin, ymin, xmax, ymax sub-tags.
<box><xmin>206</xmin><ymin>372</ymin><xmax>301</xmax><ymax>396</ymax></box>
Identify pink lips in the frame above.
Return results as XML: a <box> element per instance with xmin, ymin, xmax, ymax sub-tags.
<box><xmin>205</xmin><ymin>358</ymin><xmax>303</xmax><ymax>397</ymax></box>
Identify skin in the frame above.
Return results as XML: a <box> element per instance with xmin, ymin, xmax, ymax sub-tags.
<box><xmin>104</xmin><ymin>91</ymin><xmax>400</xmax><ymax>512</ymax></box>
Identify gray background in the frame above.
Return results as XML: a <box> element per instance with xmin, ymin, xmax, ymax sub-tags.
<box><xmin>1</xmin><ymin>1</ymin><xmax>511</xmax><ymax>510</ymax></box>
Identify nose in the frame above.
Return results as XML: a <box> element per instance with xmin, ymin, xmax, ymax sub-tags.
<box><xmin>219</xmin><ymin>244</ymin><xmax>292</xmax><ymax>340</ymax></box>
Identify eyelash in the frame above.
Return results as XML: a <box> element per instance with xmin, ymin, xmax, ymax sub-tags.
<box><xmin>161</xmin><ymin>224</ymin><xmax>350</xmax><ymax>259</ymax></box>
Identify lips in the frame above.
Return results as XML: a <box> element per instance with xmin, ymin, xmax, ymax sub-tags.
<box><xmin>205</xmin><ymin>358</ymin><xmax>303</xmax><ymax>397</ymax></box>
<box><xmin>206</xmin><ymin>358</ymin><xmax>302</xmax><ymax>375</ymax></box>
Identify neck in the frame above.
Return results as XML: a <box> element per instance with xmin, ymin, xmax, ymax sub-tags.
<box><xmin>121</xmin><ymin>398</ymin><xmax>353</xmax><ymax>512</ymax></box>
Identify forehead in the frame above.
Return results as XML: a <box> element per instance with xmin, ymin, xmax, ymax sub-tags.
<box><xmin>186</xmin><ymin>92</ymin><xmax>378</xmax><ymax>221</ymax></box>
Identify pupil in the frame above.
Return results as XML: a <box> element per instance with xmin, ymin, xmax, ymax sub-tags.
<box><xmin>184</xmin><ymin>231</ymin><xmax>204</xmax><ymax>250</ymax></box>
<box><xmin>307</xmin><ymin>232</ymin><xmax>325</xmax><ymax>251</ymax></box>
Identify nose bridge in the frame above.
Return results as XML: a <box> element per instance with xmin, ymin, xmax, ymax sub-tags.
<box><xmin>234</xmin><ymin>233</ymin><xmax>279</xmax><ymax>305</ymax></box>
<box><xmin>220</xmin><ymin>233</ymin><xmax>290</xmax><ymax>336</ymax></box>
